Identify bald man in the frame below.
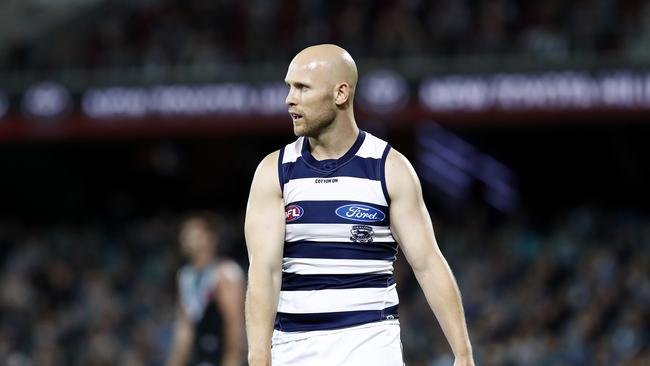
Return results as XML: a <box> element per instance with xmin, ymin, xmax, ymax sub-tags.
<box><xmin>245</xmin><ymin>44</ymin><xmax>474</xmax><ymax>366</ymax></box>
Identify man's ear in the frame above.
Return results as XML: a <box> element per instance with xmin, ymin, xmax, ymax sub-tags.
<box><xmin>334</xmin><ymin>82</ymin><xmax>351</xmax><ymax>106</ymax></box>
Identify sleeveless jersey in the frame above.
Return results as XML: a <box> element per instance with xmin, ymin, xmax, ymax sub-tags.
<box><xmin>178</xmin><ymin>262</ymin><xmax>224</xmax><ymax>366</ymax></box>
<box><xmin>276</xmin><ymin>130</ymin><xmax>399</xmax><ymax>333</ymax></box>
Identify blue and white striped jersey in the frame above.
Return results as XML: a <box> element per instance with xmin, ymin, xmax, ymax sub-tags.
<box><xmin>275</xmin><ymin>130</ymin><xmax>399</xmax><ymax>333</ymax></box>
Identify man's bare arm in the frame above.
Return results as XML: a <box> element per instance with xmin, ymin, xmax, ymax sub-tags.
<box><xmin>386</xmin><ymin>149</ymin><xmax>474</xmax><ymax>365</ymax></box>
<box><xmin>166</xmin><ymin>306</ymin><xmax>194</xmax><ymax>366</ymax></box>
<box><xmin>215</xmin><ymin>261</ymin><xmax>245</xmax><ymax>366</ymax></box>
<box><xmin>244</xmin><ymin>151</ymin><xmax>285</xmax><ymax>366</ymax></box>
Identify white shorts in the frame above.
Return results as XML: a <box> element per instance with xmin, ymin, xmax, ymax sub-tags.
<box><xmin>271</xmin><ymin>320</ymin><xmax>404</xmax><ymax>366</ymax></box>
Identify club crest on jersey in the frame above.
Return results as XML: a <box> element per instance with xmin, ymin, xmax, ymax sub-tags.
<box><xmin>285</xmin><ymin>205</ymin><xmax>304</xmax><ymax>222</ymax></box>
<box><xmin>335</xmin><ymin>204</ymin><xmax>385</xmax><ymax>223</ymax></box>
<box><xmin>350</xmin><ymin>225</ymin><xmax>374</xmax><ymax>243</ymax></box>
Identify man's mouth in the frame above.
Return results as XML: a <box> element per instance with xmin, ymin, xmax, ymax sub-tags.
<box><xmin>290</xmin><ymin>112</ymin><xmax>303</xmax><ymax>121</ymax></box>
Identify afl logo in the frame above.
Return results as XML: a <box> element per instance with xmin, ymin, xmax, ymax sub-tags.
<box><xmin>335</xmin><ymin>204</ymin><xmax>385</xmax><ymax>223</ymax></box>
<box><xmin>285</xmin><ymin>205</ymin><xmax>304</xmax><ymax>222</ymax></box>
<box><xmin>350</xmin><ymin>225</ymin><xmax>374</xmax><ymax>243</ymax></box>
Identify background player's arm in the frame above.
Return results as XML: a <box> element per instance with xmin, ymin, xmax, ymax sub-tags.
<box><xmin>385</xmin><ymin>149</ymin><xmax>474</xmax><ymax>365</ymax></box>
<box><xmin>166</xmin><ymin>305</ymin><xmax>194</xmax><ymax>366</ymax></box>
<box><xmin>244</xmin><ymin>151</ymin><xmax>285</xmax><ymax>366</ymax></box>
<box><xmin>215</xmin><ymin>261</ymin><xmax>245</xmax><ymax>366</ymax></box>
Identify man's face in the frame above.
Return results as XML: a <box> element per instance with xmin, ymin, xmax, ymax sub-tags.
<box><xmin>284</xmin><ymin>60</ymin><xmax>337</xmax><ymax>137</ymax></box>
<box><xmin>179</xmin><ymin>219</ymin><xmax>215</xmax><ymax>260</ymax></box>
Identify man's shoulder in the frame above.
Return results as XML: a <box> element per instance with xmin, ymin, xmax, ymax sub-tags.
<box><xmin>262</xmin><ymin>150</ymin><xmax>280</xmax><ymax>164</ymax></box>
<box><xmin>385</xmin><ymin>147</ymin><xmax>411</xmax><ymax>169</ymax></box>
<box><xmin>217</xmin><ymin>259</ymin><xmax>245</xmax><ymax>283</ymax></box>
<box><xmin>384</xmin><ymin>147</ymin><xmax>420</xmax><ymax>200</ymax></box>
<box><xmin>254</xmin><ymin>150</ymin><xmax>281</xmax><ymax>175</ymax></box>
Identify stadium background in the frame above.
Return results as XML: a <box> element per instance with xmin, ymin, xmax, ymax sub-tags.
<box><xmin>1</xmin><ymin>0</ymin><xmax>649</xmax><ymax>365</ymax></box>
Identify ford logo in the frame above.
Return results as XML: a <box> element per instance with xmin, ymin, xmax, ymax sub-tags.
<box><xmin>335</xmin><ymin>204</ymin><xmax>385</xmax><ymax>223</ymax></box>
<box><xmin>285</xmin><ymin>204</ymin><xmax>304</xmax><ymax>222</ymax></box>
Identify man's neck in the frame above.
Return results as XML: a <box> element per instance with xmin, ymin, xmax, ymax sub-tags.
<box><xmin>308</xmin><ymin>116</ymin><xmax>359</xmax><ymax>161</ymax></box>
<box><xmin>192</xmin><ymin>254</ymin><xmax>214</xmax><ymax>270</ymax></box>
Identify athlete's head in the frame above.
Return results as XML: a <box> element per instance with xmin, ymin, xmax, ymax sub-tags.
<box><xmin>179</xmin><ymin>212</ymin><xmax>220</xmax><ymax>265</ymax></box>
<box><xmin>285</xmin><ymin>44</ymin><xmax>358</xmax><ymax>137</ymax></box>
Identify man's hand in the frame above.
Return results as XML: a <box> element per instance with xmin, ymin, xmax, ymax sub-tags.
<box><xmin>248</xmin><ymin>353</ymin><xmax>272</xmax><ymax>366</ymax></box>
<box><xmin>454</xmin><ymin>355</ymin><xmax>476</xmax><ymax>366</ymax></box>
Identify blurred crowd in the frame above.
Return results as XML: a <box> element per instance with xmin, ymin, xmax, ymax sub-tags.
<box><xmin>5</xmin><ymin>0</ymin><xmax>650</xmax><ymax>71</ymax></box>
<box><xmin>0</xmin><ymin>216</ymin><xmax>182</xmax><ymax>366</ymax></box>
<box><xmin>0</xmin><ymin>207</ymin><xmax>648</xmax><ymax>366</ymax></box>
<box><xmin>400</xmin><ymin>208</ymin><xmax>650</xmax><ymax>365</ymax></box>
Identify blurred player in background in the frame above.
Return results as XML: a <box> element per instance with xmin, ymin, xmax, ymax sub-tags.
<box><xmin>245</xmin><ymin>44</ymin><xmax>474</xmax><ymax>365</ymax></box>
<box><xmin>167</xmin><ymin>213</ymin><xmax>244</xmax><ymax>366</ymax></box>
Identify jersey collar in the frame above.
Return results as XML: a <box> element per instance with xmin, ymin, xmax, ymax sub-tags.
<box><xmin>301</xmin><ymin>130</ymin><xmax>366</xmax><ymax>172</ymax></box>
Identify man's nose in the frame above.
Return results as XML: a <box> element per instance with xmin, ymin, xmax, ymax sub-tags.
<box><xmin>286</xmin><ymin>89</ymin><xmax>297</xmax><ymax>106</ymax></box>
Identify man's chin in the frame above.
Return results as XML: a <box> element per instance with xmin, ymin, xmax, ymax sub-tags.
<box><xmin>293</xmin><ymin>125</ymin><xmax>308</xmax><ymax>137</ymax></box>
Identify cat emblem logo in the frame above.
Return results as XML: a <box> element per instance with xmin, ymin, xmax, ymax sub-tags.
<box><xmin>350</xmin><ymin>225</ymin><xmax>374</xmax><ymax>243</ymax></box>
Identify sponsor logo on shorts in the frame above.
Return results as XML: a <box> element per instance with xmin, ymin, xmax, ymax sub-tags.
<box><xmin>350</xmin><ymin>224</ymin><xmax>374</xmax><ymax>243</ymax></box>
<box><xmin>335</xmin><ymin>204</ymin><xmax>385</xmax><ymax>223</ymax></box>
<box><xmin>285</xmin><ymin>204</ymin><xmax>303</xmax><ymax>222</ymax></box>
